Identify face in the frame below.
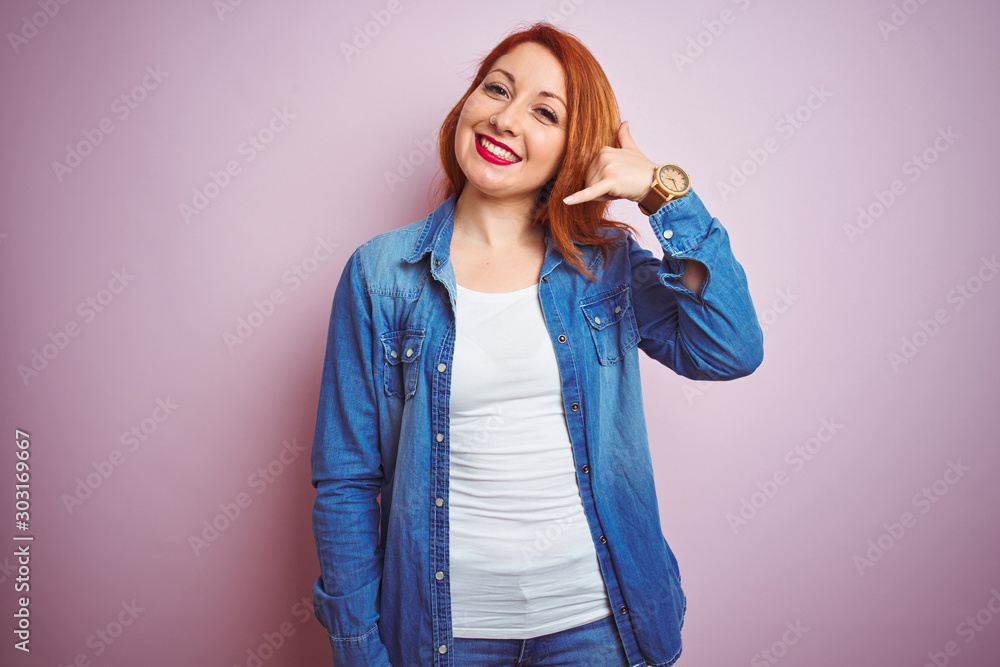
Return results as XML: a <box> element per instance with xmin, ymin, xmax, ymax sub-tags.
<box><xmin>454</xmin><ymin>41</ymin><xmax>568</xmax><ymax>205</ymax></box>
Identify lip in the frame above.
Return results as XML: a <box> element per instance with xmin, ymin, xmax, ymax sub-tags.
<box><xmin>475</xmin><ymin>133</ymin><xmax>521</xmax><ymax>165</ymax></box>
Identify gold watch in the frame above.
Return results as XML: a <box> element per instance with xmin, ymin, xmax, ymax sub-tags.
<box><xmin>638</xmin><ymin>163</ymin><xmax>690</xmax><ymax>215</ymax></box>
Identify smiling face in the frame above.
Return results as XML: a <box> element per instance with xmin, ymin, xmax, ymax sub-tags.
<box><xmin>454</xmin><ymin>41</ymin><xmax>568</xmax><ymax>206</ymax></box>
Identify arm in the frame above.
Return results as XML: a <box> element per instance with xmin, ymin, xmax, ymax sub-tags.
<box><xmin>629</xmin><ymin>188</ymin><xmax>764</xmax><ymax>380</ymax></box>
<box><xmin>562</xmin><ymin>120</ymin><xmax>763</xmax><ymax>380</ymax></box>
<box><xmin>310</xmin><ymin>250</ymin><xmax>392</xmax><ymax>666</ymax></box>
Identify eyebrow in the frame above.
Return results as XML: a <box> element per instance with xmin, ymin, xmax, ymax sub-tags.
<box><xmin>490</xmin><ymin>68</ymin><xmax>566</xmax><ymax>109</ymax></box>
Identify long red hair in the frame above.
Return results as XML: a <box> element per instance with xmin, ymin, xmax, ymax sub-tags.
<box><xmin>431</xmin><ymin>21</ymin><xmax>636</xmax><ymax>280</ymax></box>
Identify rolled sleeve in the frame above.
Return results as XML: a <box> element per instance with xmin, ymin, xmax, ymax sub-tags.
<box><xmin>630</xmin><ymin>188</ymin><xmax>764</xmax><ymax>379</ymax></box>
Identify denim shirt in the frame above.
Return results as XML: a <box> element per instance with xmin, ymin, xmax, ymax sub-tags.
<box><xmin>310</xmin><ymin>188</ymin><xmax>763</xmax><ymax>667</ymax></box>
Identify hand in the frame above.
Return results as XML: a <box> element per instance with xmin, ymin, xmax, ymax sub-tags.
<box><xmin>562</xmin><ymin>121</ymin><xmax>658</xmax><ymax>205</ymax></box>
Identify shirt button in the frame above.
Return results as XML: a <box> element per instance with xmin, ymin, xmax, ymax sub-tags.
<box><xmin>436</xmin><ymin>433</ymin><xmax>444</xmax><ymax>442</ymax></box>
<box><xmin>435</xmin><ymin>497</ymin><xmax>444</xmax><ymax>507</ymax></box>
<box><xmin>594</xmin><ymin>316</ymin><xmax>601</xmax><ymax>325</ymax></box>
<box><xmin>570</xmin><ymin>403</ymin><xmax>579</xmax><ymax>412</ymax></box>
<box><xmin>438</xmin><ymin>644</ymin><xmax>448</xmax><ymax>654</ymax></box>
<box><xmin>619</xmin><ymin>605</ymin><xmax>629</xmax><ymax>614</ymax></box>
<box><xmin>437</xmin><ymin>362</ymin><xmax>447</xmax><ymax>372</ymax></box>
<box><xmin>541</xmin><ymin>275</ymin><xmax>548</xmax><ymax>283</ymax></box>
<box><xmin>390</xmin><ymin>349</ymin><xmax>398</xmax><ymax>359</ymax></box>
<box><xmin>434</xmin><ymin>258</ymin><xmax>441</xmax><ymax>267</ymax></box>
<box><xmin>581</xmin><ymin>464</ymin><xmax>590</xmax><ymax>474</ymax></box>
<box><xmin>405</xmin><ymin>348</ymin><xmax>414</xmax><ymax>358</ymax></box>
<box><xmin>614</xmin><ymin>305</ymin><xmax>621</xmax><ymax>314</ymax></box>
<box><xmin>435</xmin><ymin>571</ymin><xmax>445</xmax><ymax>580</ymax></box>
<box><xmin>662</xmin><ymin>229</ymin><xmax>674</xmax><ymax>240</ymax></box>
<box><xmin>599</xmin><ymin>535</ymin><xmax>607</xmax><ymax>544</ymax></box>
<box><xmin>557</xmin><ymin>334</ymin><xmax>567</xmax><ymax>343</ymax></box>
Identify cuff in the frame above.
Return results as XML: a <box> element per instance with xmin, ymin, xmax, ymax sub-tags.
<box><xmin>644</xmin><ymin>188</ymin><xmax>716</xmax><ymax>297</ymax></box>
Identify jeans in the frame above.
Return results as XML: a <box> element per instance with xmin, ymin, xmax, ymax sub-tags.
<box><xmin>450</xmin><ymin>614</ymin><xmax>633</xmax><ymax>666</ymax></box>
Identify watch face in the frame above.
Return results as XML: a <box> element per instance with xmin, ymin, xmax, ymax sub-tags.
<box><xmin>657</xmin><ymin>165</ymin><xmax>689</xmax><ymax>194</ymax></box>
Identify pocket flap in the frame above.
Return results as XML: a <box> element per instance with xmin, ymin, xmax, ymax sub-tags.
<box><xmin>380</xmin><ymin>329</ymin><xmax>425</xmax><ymax>365</ymax></box>
<box><xmin>579</xmin><ymin>286</ymin><xmax>632</xmax><ymax>331</ymax></box>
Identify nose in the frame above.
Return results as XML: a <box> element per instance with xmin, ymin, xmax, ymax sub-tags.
<box><xmin>491</xmin><ymin>104</ymin><xmax>520</xmax><ymax>135</ymax></box>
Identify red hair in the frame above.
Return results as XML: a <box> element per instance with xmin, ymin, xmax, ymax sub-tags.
<box><xmin>431</xmin><ymin>21</ymin><xmax>636</xmax><ymax>280</ymax></box>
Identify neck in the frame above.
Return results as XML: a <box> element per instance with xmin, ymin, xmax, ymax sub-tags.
<box><xmin>452</xmin><ymin>186</ymin><xmax>541</xmax><ymax>248</ymax></box>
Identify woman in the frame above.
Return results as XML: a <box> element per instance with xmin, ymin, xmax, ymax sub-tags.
<box><xmin>310</xmin><ymin>22</ymin><xmax>763</xmax><ymax>667</ymax></box>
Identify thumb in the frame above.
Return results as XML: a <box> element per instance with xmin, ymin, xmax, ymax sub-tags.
<box><xmin>618</xmin><ymin>120</ymin><xmax>639</xmax><ymax>150</ymax></box>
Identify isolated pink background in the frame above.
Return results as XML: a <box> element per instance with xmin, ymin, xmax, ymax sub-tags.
<box><xmin>2</xmin><ymin>1</ymin><xmax>999</xmax><ymax>666</ymax></box>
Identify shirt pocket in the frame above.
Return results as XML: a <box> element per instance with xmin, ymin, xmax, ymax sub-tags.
<box><xmin>579</xmin><ymin>284</ymin><xmax>639</xmax><ymax>366</ymax></box>
<box><xmin>379</xmin><ymin>328</ymin><xmax>425</xmax><ymax>399</ymax></box>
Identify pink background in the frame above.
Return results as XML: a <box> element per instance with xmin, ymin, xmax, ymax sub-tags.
<box><xmin>2</xmin><ymin>1</ymin><xmax>999</xmax><ymax>665</ymax></box>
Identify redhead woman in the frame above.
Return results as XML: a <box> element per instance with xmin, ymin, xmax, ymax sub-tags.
<box><xmin>310</xmin><ymin>21</ymin><xmax>763</xmax><ymax>667</ymax></box>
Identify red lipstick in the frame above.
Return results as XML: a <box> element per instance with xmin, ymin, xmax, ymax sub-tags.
<box><xmin>475</xmin><ymin>134</ymin><xmax>521</xmax><ymax>165</ymax></box>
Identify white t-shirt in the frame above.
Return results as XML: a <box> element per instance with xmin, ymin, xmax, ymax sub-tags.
<box><xmin>448</xmin><ymin>281</ymin><xmax>614</xmax><ymax>639</ymax></box>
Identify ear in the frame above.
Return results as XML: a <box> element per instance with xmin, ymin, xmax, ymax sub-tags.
<box><xmin>536</xmin><ymin>176</ymin><xmax>557</xmax><ymax>208</ymax></box>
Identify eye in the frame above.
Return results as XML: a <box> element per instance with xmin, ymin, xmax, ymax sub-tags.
<box><xmin>538</xmin><ymin>107</ymin><xmax>559</xmax><ymax>123</ymax></box>
<box><xmin>484</xmin><ymin>81</ymin><xmax>507</xmax><ymax>97</ymax></box>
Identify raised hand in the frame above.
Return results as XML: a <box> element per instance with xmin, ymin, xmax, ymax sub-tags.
<box><xmin>562</xmin><ymin>121</ymin><xmax>658</xmax><ymax>205</ymax></box>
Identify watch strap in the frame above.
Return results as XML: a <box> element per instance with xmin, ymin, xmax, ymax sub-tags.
<box><xmin>638</xmin><ymin>186</ymin><xmax>669</xmax><ymax>216</ymax></box>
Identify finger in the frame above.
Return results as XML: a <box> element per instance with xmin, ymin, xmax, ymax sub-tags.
<box><xmin>618</xmin><ymin>120</ymin><xmax>640</xmax><ymax>152</ymax></box>
<box><xmin>583</xmin><ymin>146</ymin><xmax>612</xmax><ymax>186</ymax></box>
<box><xmin>563</xmin><ymin>179</ymin><xmax>613</xmax><ymax>205</ymax></box>
<box><xmin>574</xmin><ymin>168</ymin><xmax>600</xmax><ymax>202</ymax></box>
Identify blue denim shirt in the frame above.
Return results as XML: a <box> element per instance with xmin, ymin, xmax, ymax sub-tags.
<box><xmin>310</xmin><ymin>189</ymin><xmax>763</xmax><ymax>667</ymax></box>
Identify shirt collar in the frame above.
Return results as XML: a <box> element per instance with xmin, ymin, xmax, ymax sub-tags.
<box><xmin>402</xmin><ymin>193</ymin><xmax>456</xmax><ymax>266</ymax></box>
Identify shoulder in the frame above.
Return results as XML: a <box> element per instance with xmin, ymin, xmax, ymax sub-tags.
<box><xmin>348</xmin><ymin>217</ymin><xmax>430</xmax><ymax>298</ymax></box>
<box><xmin>347</xmin><ymin>218</ymin><xmax>423</xmax><ymax>271</ymax></box>
<box><xmin>589</xmin><ymin>221</ymin><xmax>637</xmax><ymax>255</ymax></box>
<box><xmin>359</xmin><ymin>218</ymin><xmax>423</xmax><ymax>253</ymax></box>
